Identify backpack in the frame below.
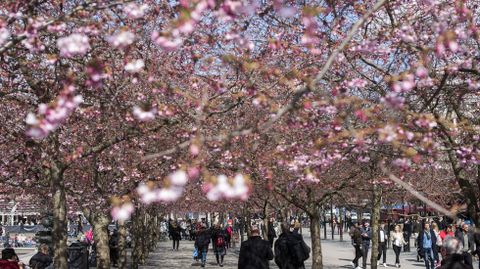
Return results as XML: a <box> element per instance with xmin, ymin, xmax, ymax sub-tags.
<box><xmin>215</xmin><ymin>235</ymin><xmax>225</xmax><ymax>247</ymax></box>
<box><xmin>288</xmin><ymin>235</ymin><xmax>310</xmax><ymax>266</ymax></box>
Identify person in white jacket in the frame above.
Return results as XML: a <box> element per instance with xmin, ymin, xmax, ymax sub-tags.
<box><xmin>392</xmin><ymin>225</ymin><xmax>407</xmax><ymax>268</ymax></box>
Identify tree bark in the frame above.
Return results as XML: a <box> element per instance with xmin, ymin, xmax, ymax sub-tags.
<box><xmin>50</xmin><ymin>163</ymin><xmax>68</xmax><ymax>269</ymax></box>
<box><xmin>310</xmin><ymin>212</ymin><xmax>323</xmax><ymax>269</ymax></box>
<box><xmin>370</xmin><ymin>184</ymin><xmax>382</xmax><ymax>269</ymax></box>
<box><xmin>117</xmin><ymin>222</ymin><xmax>127</xmax><ymax>269</ymax></box>
<box><xmin>91</xmin><ymin>213</ymin><xmax>111</xmax><ymax>269</ymax></box>
<box><xmin>262</xmin><ymin>200</ymin><xmax>269</xmax><ymax>241</ymax></box>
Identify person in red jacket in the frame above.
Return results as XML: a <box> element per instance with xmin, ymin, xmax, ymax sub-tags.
<box><xmin>439</xmin><ymin>225</ymin><xmax>455</xmax><ymax>241</ymax></box>
<box><xmin>0</xmin><ymin>248</ymin><xmax>24</xmax><ymax>269</ymax></box>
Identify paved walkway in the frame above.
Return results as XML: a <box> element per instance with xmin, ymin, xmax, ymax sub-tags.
<box><xmin>139</xmin><ymin>230</ymin><xmax>427</xmax><ymax>269</ymax></box>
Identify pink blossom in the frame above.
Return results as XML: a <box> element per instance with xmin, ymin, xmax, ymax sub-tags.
<box><xmin>26</xmin><ymin>85</ymin><xmax>83</xmax><ymax>139</ymax></box>
<box><xmin>111</xmin><ymin>202</ymin><xmax>134</xmax><ymax>221</ymax></box>
<box><xmin>0</xmin><ymin>27</ymin><xmax>10</xmax><ymax>46</ymax></box>
<box><xmin>378</xmin><ymin>125</ymin><xmax>398</xmax><ymax>142</ymax></box>
<box><xmin>132</xmin><ymin>106</ymin><xmax>157</xmax><ymax>121</ymax></box>
<box><xmin>346</xmin><ymin>78</ymin><xmax>367</xmax><ymax>88</ymax></box>
<box><xmin>124</xmin><ymin>3</ymin><xmax>149</xmax><ymax>19</ymax></box>
<box><xmin>278</xmin><ymin>7</ymin><xmax>297</xmax><ymax>18</ymax></box>
<box><xmin>124</xmin><ymin>59</ymin><xmax>145</xmax><ymax>73</ymax></box>
<box><xmin>108</xmin><ymin>31</ymin><xmax>135</xmax><ymax>48</ymax></box>
<box><xmin>151</xmin><ymin>31</ymin><xmax>183</xmax><ymax>51</ymax></box>
<box><xmin>169</xmin><ymin>170</ymin><xmax>188</xmax><ymax>186</ymax></box>
<box><xmin>415</xmin><ymin>66</ymin><xmax>429</xmax><ymax>79</ymax></box>
<box><xmin>205</xmin><ymin>174</ymin><xmax>250</xmax><ymax>201</ymax></box>
<box><xmin>57</xmin><ymin>33</ymin><xmax>90</xmax><ymax>57</ymax></box>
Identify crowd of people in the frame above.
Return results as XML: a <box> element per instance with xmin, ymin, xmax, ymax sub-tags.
<box><xmin>349</xmin><ymin>219</ymin><xmax>480</xmax><ymax>269</ymax></box>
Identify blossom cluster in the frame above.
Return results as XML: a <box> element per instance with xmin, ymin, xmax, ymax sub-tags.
<box><xmin>25</xmin><ymin>85</ymin><xmax>83</xmax><ymax>139</ymax></box>
<box><xmin>137</xmin><ymin>170</ymin><xmax>189</xmax><ymax>204</ymax></box>
<box><xmin>202</xmin><ymin>174</ymin><xmax>251</xmax><ymax>201</ymax></box>
<box><xmin>57</xmin><ymin>33</ymin><xmax>90</xmax><ymax>57</ymax></box>
<box><xmin>111</xmin><ymin>202</ymin><xmax>134</xmax><ymax>222</ymax></box>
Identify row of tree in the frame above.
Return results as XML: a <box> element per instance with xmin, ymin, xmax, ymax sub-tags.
<box><xmin>1</xmin><ymin>1</ymin><xmax>479</xmax><ymax>269</ymax></box>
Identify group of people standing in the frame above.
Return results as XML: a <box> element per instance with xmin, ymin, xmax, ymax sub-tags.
<box><xmin>349</xmin><ymin>219</ymin><xmax>480</xmax><ymax>269</ymax></box>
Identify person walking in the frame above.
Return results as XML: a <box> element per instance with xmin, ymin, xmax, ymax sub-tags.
<box><xmin>108</xmin><ymin>230</ymin><xmax>119</xmax><ymax>267</ymax></box>
<box><xmin>439</xmin><ymin>236</ymin><xmax>473</xmax><ymax>269</ymax></box>
<box><xmin>275</xmin><ymin>222</ymin><xmax>310</xmax><ymax>269</ymax></box>
<box><xmin>195</xmin><ymin>224</ymin><xmax>211</xmax><ymax>268</ymax></box>
<box><xmin>170</xmin><ymin>221</ymin><xmax>182</xmax><ymax>251</ymax></box>
<box><xmin>29</xmin><ymin>244</ymin><xmax>52</xmax><ymax>269</ymax></box>
<box><xmin>360</xmin><ymin>221</ymin><xmax>372</xmax><ymax>269</ymax></box>
<box><xmin>392</xmin><ymin>225</ymin><xmax>407</xmax><ymax>268</ymax></box>
<box><xmin>432</xmin><ymin>222</ymin><xmax>442</xmax><ymax>265</ymax></box>
<box><xmin>455</xmin><ymin>223</ymin><xmax>474</xmax><ymax>266</ymax></box>
<box><xmin>267</xmin><ymin>218</ymin><xmax>277</xmax><ymax>248</ymax></box>
<box><xmin>238</xmin><ymin>227</ymin><xmax>273</xmax><ymax>269</ymax></box>
<box><xmin>377</xmin><ymin>222</ymin><xmax>388</xmax><ymax>267</ymax></box>
<box><xmin>350</xmin><ymin>223</ymin><xmax>363</xmax><ymax>269</ymax></box>
<box><xmin>212</xmin><ymin>223</ymin><xmax>227</xmax><ymax>267</ymax></box>
<box><xmin>417</xmin><ymin>222</ymin><xmax>438</xmax><ymax>269</ymax></box>
<box><xmin>473</xmin><ymin>230</ymin><xmax>480</xmax><ymax>269</ymax></box>
<box><xmin>403</xmin><ymin>219</ymin><xmax>412</xmax><ymax>252</ymax></box>
<box><xmin>225</xmin><ymin>223</ymin><xmax>233</xmax><ymax>249</ymax></box>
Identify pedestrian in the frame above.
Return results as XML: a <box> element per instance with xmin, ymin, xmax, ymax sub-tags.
<box><xmin>267</xmin><ymin>218</ymin><xmax>277</xmax><ymax>248</ymax></box>
<box><xmin>109</xmin><ymin>230</ymin><xmax>119</xmax><ymax>267</ymax></box>
<box><xmin>350</xmin><ymin>223</ymin><xmax>363</xmax><ymax>269</ymax></box>
<box><xmin>377</xmin><ymin>222</ymin><xmax>388</xmax><ymax>267</ymax></box>
<box><xmin>29</xmin><ymin>244</ymin><xmax>53</xmax><ymax>269</ymax></box>
<box><xmin>212</xmin><ymin>223</ymin><xmax>227</xmax><ymax>267</ymax></box>
<box><xmin>403</xmin><ymin>218</ymin><xmax>412</xmax><ymax>252</ymax></box>
<box><xmin>195</xmin><ymin>224</ymin><xmax>211</xmax><ymax>268</ymax></box>
<box><xmin>360</xmin><ymin>221</ymin><xmax>372</xmax><ymax>269</ymax></box>
<box><xmin>432</xmin><ymin>222</ymin><xmax>443</xmax><ymax>263</ymax></box>
<box><xmin>0</xmin><ymin>248</ymin><xmax>24</xmax><ymax>269</ymax></box>
<box><xmin>412</xmin><ymin>218</ymin><xmax>422</xmax><ymax>247</ymax></box>
<box><xmin>392</xmin><ymin>224</ymin><xmax>407</xmax><ymax>268</ymax></box>
<box><xmin>454</xmin><ymin>223</ymin><xmax>474</xmax><ymax>266</ymax></box>
<box><xmin>170</xmin><ymin>221</ymin><xmax>181</xmax><ymax>251</ymax></box>
<box><xmin>238</xmin><ymin>227</ymin><xmax>273</xmax><ymax>269</ymax></box>
<box><xmin>439</xmin><ymin>236</ymin><xmax>473</xmax><ymax>269</ymax></box>
<box><xmin>417</xmin><ymin>222</ymin><xmax>438</xmax><ymax>269</ymax></box>
<box><xmin>225</xmin><ymin>223</ymin><xmax>233</xmax><ymax>249</ymax></box>
<box><xmin>473</xmin><ymin>230</ymin><xmax>480</xmax><ymax>269</ymax></box>
<box><xmin>275</xmin><ymin>222</ymin><xmax>310</xmax><ymax>269</ymax></box>
<box><xmin>440</xmin><ymin>225</ymin><xmax>455</xmax><ymax>241</ymax></box>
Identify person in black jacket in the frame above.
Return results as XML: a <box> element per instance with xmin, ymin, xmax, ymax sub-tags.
<box><xmin>275</xmin><ymin>223</ymin><xmax>309</xmax><ymax>269</ymax></box>
<box><xmin>29</xmin><ymin>244</ymin><xmax>52</xmax><ymax>269</ymax></box>
<box><xmin>195</xmin><ymin>225</ymin><xmax>211</xmax><ymax>268</ymax></box>
<box><xmin>360</xmin><ymin>221</ymin><xmax>372</xmax><ymax>269</ymax></box>
<box><xmin>238</xmin><ymin>227</ymin><xmax>273</xmax><ymax>269</ymax></box>
<box><xmin>439</xmin><ymin>236</ymin><xmax>473</xmax><ymax>269</ymax></box>
<box><xmin>109</xmin><ymin>230</ymin><xmax>119</xmax><ymax>267</ymax></box>
<box><xmin>267</xmin><ymin>219</ymin><xmax>277</xmax><ymax>248</ymax></box>
<box><xmin>170</xmin><ymin>221</ymin><xmax>182</xmax><ymax>251</ymax></box>
<box><xmin>350</xmin><ymin>223</ymin><xmax>363</xmax><ymax>269</ymax></box>
<box><xmin>474</xmin><ymin>231</ymin><xmax>480</xmax><ymax>269</ymax></box>
<box><xmin>212</xmin><ymin>224</ymin><xmax>227</xmax><ymax>267</ymax></box>
<box><xmin>377</xmin><ymin>222</ymin><xmax>388</xmax><ymax>267</ymax></box>
<box><xmin>454</xmin><ymin>223</ymin><xmax>475</xmax><ymax>266</ymax></box>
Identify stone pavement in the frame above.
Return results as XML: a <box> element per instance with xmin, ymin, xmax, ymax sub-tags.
<box><xmin>139</xmin><ymin>230</ymin><xmax>428</xmax><ymax>269</ymax></box>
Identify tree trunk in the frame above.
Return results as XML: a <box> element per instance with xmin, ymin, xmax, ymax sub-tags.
<box><xmin>370</xmin><ymin>184</ymin><xmax>382</xmax><ymax>269</ymax></box>
<box><xmin>262</xmin><ymin>200</ymin><xmax>269</xmax><ymax>241</ymax></box>
<box><xmin>91</xmin><ymin>213</ymin><xmax>111</xmax><ymax>269</ymax></box>
<box><xmin>50</xmin><ymin>164</ymin><xmax>68</xmax><ymax>269</ymax></box>
<box><xmin>310</xmin><ymin>212</ymin><xmax>323</xmax><ymax>269</ymax></box>
<box><xmin>132</xmin><ymin>208</ymin><xmax>145</xmax><ymax>269</ymax></box>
